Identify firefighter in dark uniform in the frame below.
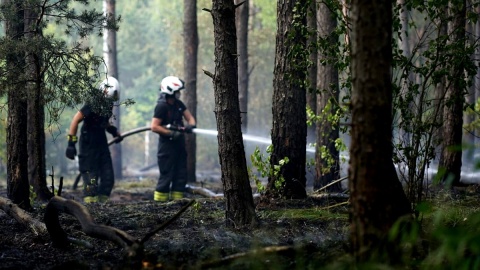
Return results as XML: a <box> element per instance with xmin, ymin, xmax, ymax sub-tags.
<box><xmin>151</xmin><ymin>76</ymin><xmax>196</xmax><ymax>202</ymax></box>
<box><xmin>65</xmin><ymin>76</ymin><xmax>123</xmax><ymax>203</ymax></box>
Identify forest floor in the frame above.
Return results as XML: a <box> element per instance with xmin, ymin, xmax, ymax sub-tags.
<box><xmin>0</xmin><ymin>177</ymin><xmax>350</xmax><ymax>270</ymax></box>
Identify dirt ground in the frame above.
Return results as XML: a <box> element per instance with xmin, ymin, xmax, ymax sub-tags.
<box><xmin>0</xmin><ymin>178</ymin><xmax>350</xmax><ymax>270</ymax></box>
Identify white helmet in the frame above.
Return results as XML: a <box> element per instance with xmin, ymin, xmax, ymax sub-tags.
<box><xmin>160</xmin><ymin>76</ymin><xmax>185</xmax><ymax>95</ymax></box>
<box><xmin>99</xmin><ymin>76</ymin><xmax>120</xmax><ymax>100</ymax></box>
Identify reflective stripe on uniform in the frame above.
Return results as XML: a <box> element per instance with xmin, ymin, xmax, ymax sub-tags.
<box><xmin>154</xmin><ymin>191</ymin><xmax>169</xmax><ymax>202</ymax></box>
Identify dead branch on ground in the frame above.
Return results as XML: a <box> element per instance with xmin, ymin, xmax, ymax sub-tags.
<box><xmin>185</xmin><ymin>184</ymin><xmax>223</xmax><ymax>198</ymax></box>
<box><xmin>44</xmin><ymin>196</ymin><xmax>143</xmax><ymax>259</ymax></box>
<box><xmin>45</xmin><ymin>196</ymin><xmax>196</xmax><ymax>262</ymax></box>
<box><xmin>313</xmin><ymin>176</ymin><xmax>348</xmax><ymax>194</ymax></box>
<box><xmin>0</xmin><ymin>196</ymin><xmax>47</xmax><ymax>236</ymax></box>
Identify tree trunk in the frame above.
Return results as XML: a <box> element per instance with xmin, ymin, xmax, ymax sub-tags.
<box><xmin>439</xmin><ymin>1</ymin><xmax>466</xmax><ymax>187</ymax></box>
<box><xmin>236</xmin><ymin>0</ymin><xmax>249</xmax><ymax>133</ymax></box>
<box><xmin>314</xmin><ymin>1</ymin><xmax>341</xmax><ymax>192</ymax></box>
<box><xmin>349</xmin><ymin>0</ymin><xmax>412</xmax><ymax>262</ymax></box>
<box><xmin>103</xmin><ymin>0</ymin><xmax>122</xmax><ymax>179</ymax></box>
<box><xmin>267</xmin><ymin>0</ymin><xmax>307</xmax><ymax>199</ymax></box>
<box><xmin>475</xmin><ymin>4</ymin><xmax>480</xmax><ymax>157</ymax></box>
<box><xmin>433</xmin><ymin>9</ymin><xmax>448</xmax><ymax>164</ymax></box>
<box><xmin>183</xmin><ymin>0</ymin><xmax>199</xmax><ymax>183</ymax></box>
<box><xmin>464</xmin><ymin>17</ymin><xmax>475</xmax><ymax>165</ymax></box>
<box><xmin>25</xmin><ymin>1</ymin><xmax>53</xmax><ymax>201</ymax></box>
<box><xmin>6</xmin><ymin>0</ymin><xmax>31</xmax><ymax>210</ymax></box>
<box><xmin>306</xmin><ymin>0</ymin><xmax>317</xmax><ymax>145</ymax></box>
<box><xmin>210</xmin><ymin>0</ymin><xmax>257</xmax><ymax>228</ymax></box>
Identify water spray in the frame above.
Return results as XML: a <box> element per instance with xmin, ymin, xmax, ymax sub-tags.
<box><xmin>193</xmin><ymin>128</ymin><xmax>315</xmax><ymax>153</ymax></box>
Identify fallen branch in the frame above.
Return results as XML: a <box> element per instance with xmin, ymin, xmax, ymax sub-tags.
<box><xmin>316</xmin><ymin>201</ymin><xmax>350</xmax><ymax>210</ymax></box>
<box><xmin>141</xmin><ymin>199</ymin><xmax>195</xmax><ymax>244</ymax></box>
<box><xmin>0</xmin><ymin>196</ymin><xmax>47</xmax><ymax>236</ymax></box>
<box><xmin>44</xmin><ymin>196</ymin><xmax>140</xmax><ymax>250</ymax></box>
<box><xmin>309</xmin><ymin>193</ymin><xmax>349</xmax><ymax>200</ymax></box>
<box><xmin>185</xmin><ymin>184</ymin><xmax>223</xmax><ymax>198</ymax></box>
<box><xmin>45</xmin><ymin>196</ymin><xmax>195</xmax><ymax>264</ymax></box>
<box><xmin>313</xmin><ymin>176</ymin><xmax>348</xmax><ymax>194</ymax></box>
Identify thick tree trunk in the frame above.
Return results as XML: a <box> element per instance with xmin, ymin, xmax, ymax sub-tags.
<box><xmin>268</xmin><ymin>0</ymin><xmax>307</xmax><ymax>199</ymax></box>
<box><xmin>236</xmin><ymin>0</ymin><xmax>249</xmax><ymax>133</ymax></box>
<box><xmin>183</xmin><ymin>0</ymin><xmax>199</xmax><ymax>183</ymax></box>
<box><xmin>6</xmin><ymin>0</ymin><xmax>30</xmax><ymax>210</ymax></box>
<box><xmin>210</xmin><ymin>0</ymin><xmax>257</xmax><ymax>228</ymax></box>
<box><xmin>314</xmin><ymin>1</ymin><xmax>341</xmax><ymax>192</ymax></box>
<box><xmin>349</xmin><ymin>0</ymin><xmax>411</xmax><ymax>262</ymax></box>
<box><xmin>103</xmin><ymin>0</ymin><xmax>122</xmax><ymax>179</ymax></box>
<box><xmin>439</xmin><ymin>1</ymin><xmax>466</xmax><ymax>187</ymax></box>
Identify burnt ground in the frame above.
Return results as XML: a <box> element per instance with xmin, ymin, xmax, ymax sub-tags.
<box><xmin>0</xmin><ymin>178</ymin><xmax>350</xmax><ymax>270</ymax></box>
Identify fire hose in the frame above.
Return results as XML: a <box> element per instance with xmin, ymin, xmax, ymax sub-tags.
<box><xmin>72</xmin><ymin>125</ymin><xmax>191</xmax><ymax>190</ymax></box>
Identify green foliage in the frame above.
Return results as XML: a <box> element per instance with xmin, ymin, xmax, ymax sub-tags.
<box><xmin>0</xmin><ymin>0</ymin><xmax>121</xmax><ymax>124</ymax></box>
<box><xmin>249</xmin><ymin>145</ymin><xmax>289</xmax><ymax>194</ymax></box>
<box><xmin>386</xmin><ymin>197</ymin><xmax>480</xmax><ymax>269</ymax></box>
<box><xmin>390</xmin><ymin>1</ymin><xmax>477</xmax><ymax>205</ymax></box>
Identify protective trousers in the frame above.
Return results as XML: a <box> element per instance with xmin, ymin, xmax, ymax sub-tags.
<box><xmin>79</xmin><ymin>141</ymin><xmax>114</xmax><ymax>198</ymax></box>
<box><xmin>155</xmin><ymin>139</ymin><xmax>188</xmax><ymax>197</ymax></box>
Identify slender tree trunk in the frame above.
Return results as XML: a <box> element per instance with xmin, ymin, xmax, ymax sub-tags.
<box><xmin>184</xmin><ymin>0</ymin><xmax>199</xmax><ymax>183</ymax></box>
<box><xmin>306</xmin><ymin>0</ymin><xmax>317</xmax><ymax>145</ymax></box>
<box><xmin>463</xmin><ymin>2</ymin><xmax>475</xmax><ymax>165</ymax></box>
<box><xmin>103</xmin><ymin>0</ymin><xmax>122</xmax><ymax>179</ymax></box>
<box><xmin>210</xmin><ymin>0</ymin><xmax>257</xmax><ymax>228</ymax></box>
<box><xmin>314</xmin><ymin>1</ymin><xmax>341</xmax><ymax>192</ymax></box>
<box><xmin>439</xmin><ymin>0</ymin><xmax>466</xmax><ymax>187</ymax></box>
<box><xmin>25</xmin><ymin>1</ymin><xmax>52</xmax><ymax>201</ymax></box>
<box><xmin>349</xmin><ymin>0</ymin><xmax>411</xmax><ymax>262</ymax></box>
<box><xmin>236</xmin><ymin>0</ymin><xmax>249</xmax><ymax>133</ymax></box>
<box><xmin>395</xmin><ymin>0</ymin><xmax>413</xmax><ymax>145</ymax></box>
<box><xmin>6</xmin><ymin>0</ymin><xmax>31</xmax><ymax>210</ymax></box>
<box><xmin>267</xmin><ymin>0</ymin><xmax>308</xmax><ymax>199</ymax></box>
<box><xmin>433</xmin><ymin>10</ymin><xmax>448</xmax><ymax>163</ymax></box>
<box><xmin>475</xmin><ymin>4</ymin><xmax>480</xmax><ymax>156</ymax></box>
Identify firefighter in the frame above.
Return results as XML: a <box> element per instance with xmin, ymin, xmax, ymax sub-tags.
<box><xmin>151</xmin><ymin>76</ymin><xmax>196</xmax><ymax>201</ymax></box>
<box><xmin>65</xmin><ymin>76</ymin><xmax>123</xmax><ymax>203</ymax></box>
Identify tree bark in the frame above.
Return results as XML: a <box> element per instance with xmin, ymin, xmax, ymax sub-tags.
<box><xmin>306</xmin><ymin>0</ymin><xmax>317</xmax><ymax>145</ymax></box>
<box><xmin>25</xmin><ymin>0</ymin><xmax>53</xmax><ymax>201</ymax></box>
<box><xmin>210</xmin><ymin>0</ymin><xmax>257</xmax><ymax>228</ymax></box>
<box><xmin>267</xmin><ymin>0</ymin><xmax>307</xmax><ymax>199</ymax></box>
<box><xmin>236</xmin><ymin>0</ymin><xmax>249</xmax><ymax>133</ymax></box>
<box><xmin>103</xmin><ymin>0</ymin><xmax>122</xmax><ymax>179</ymax></box>
<box><xmin>349</xmin><ymin>0</ymin><xmax>412</xmax><ymax>262</ymax></box>
<box><xmin>184</xmin><ymin>0</ymin><xmax>199</xmax><ymax>183</ymax></box>
<box><xmin>6</xmin><ymin>0</ymin><xmax>31</xmax><ymax>210</ymax></box>
<box><xmin>439</xmin><ymin>1</ymin><xmax>466</xmax><ymax>187</ymax></box>
<box><xmin>314</xmin><ymin>1</ymin><xmax>341</xmax><ymax>192</ymax></box>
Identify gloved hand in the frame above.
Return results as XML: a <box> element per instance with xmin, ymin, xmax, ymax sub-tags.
<box><xmin>106</xmin><ymin>125</ymin><xmax>118</xmax><ymax>137</ymax></box>
<box><xmin>170</xmin><ymin>130</ymin><xmax>182</xmax><ymax>141</ymax></box>
<box><xmin>106</xmin><ymin>126</ymin><xmax>123</xmax><ymax>143</ymax></box>
<box><xmin>114</xmin><ymin>134</ymin><xmax>123</xmax><ymax>144</ymax></box>
<box><xmin>184</xmin><ymin>124</ymin><xmax>196</xmax><ymax>134</ymax></box>
<box><xmin>65</xmin><ymin>140</ymin><xmax>77</xmax><ymax>160</ymax></box>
